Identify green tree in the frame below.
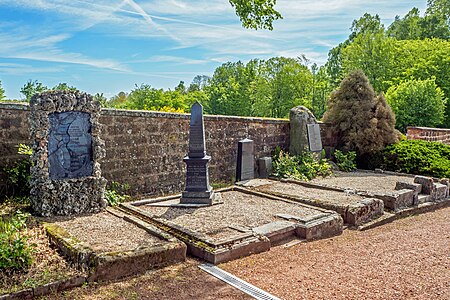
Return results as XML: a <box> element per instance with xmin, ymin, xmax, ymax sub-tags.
<box><xmin>341</xmin><ymin>31</ymin><xmax>395</xmax><ymax>92</ymax></box>
<box><xmin>52</xmin><ymin>82</ymin><xmax>77</xmax><ymax>91</ymax></box>
<box><xmin>0</xmin><ymin>81</ymin><xmax>5</xmax><ymax>101</ymax></box>
<box><xmin>387</xmin><ymin>8</ymin><xmax>423</xmax><ymax>40</ymax></box>
<box><xmin>323</xmin><ymin>70</ymin><xmax>398</xmax><ymax>160</ymax></box>
<box><xmin>109</xmin><ymin>91</ymin><xmax>128</xmax><ymax>108</ymax></box>
<box><xmin>385</xmin><ymin>78</ymin><xmax>446</xmax><ymax>131</ymax></box>
<box><xmin>93</xmin><ymin>93</ymin><xmax>108</xmax><ymax>107</ymax></box>
<box><xmin>125</xmin><ymin>84</ymin><xmax>187</xmax><ymax>112</ymax></box>
<box><xmin>20</xmin><ymin>80</ymin><xmax>47</xmax><ymax>101</ymax></box>
<box><xmin>229</xmin><ymin>0</ymin><xmax>282</xmax><ymax>30</ymax></box>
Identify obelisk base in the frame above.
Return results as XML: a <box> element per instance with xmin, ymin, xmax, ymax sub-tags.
<box><xmin>180</xmin><ymin>156</ymin><xmax>215</xmax><ymax>205</ymax></box>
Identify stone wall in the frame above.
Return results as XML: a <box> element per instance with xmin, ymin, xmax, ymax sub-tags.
<box><xmin>407</xmin><ymin>126</ymin><xmax>450</xmax><ymax>145</ymax></box>
<box><xmin>0</xmin><ymin>104</ymin><xmax>291</xmax><ymax>197</ymax></box>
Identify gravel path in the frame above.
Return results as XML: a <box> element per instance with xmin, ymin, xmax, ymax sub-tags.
<box><xmin>311</xmin><ymin>171</ymin><xmax>415</xmax><ymax>193</ymax></box>
<box><xmin>53</xmin><ymin>212</ymin><xmax>161</xmax><ymax>252</ymax></box>
<box><xmin>221</xmin><ymin>207</ymin><xmax>450</xmax><ymax>300</ymax></box>
<box><xmin>140</xmin><ymin>190</ymin><xmax>322</xmax><ymax>240</ymax></box>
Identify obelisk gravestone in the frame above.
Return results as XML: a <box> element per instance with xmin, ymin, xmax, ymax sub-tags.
<box><xmin>180</xmin><ymin>102</ymin><xmax>214</xmax><ymax>205</ymax></box>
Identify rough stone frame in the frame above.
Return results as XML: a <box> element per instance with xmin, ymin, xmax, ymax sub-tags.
<box><xmin>29</xmin><ymin>91</ymin><xmax>106</xmax><ymax>216</ymax></box>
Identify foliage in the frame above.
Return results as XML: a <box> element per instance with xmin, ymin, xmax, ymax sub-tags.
<box><xmin>122</xmin><ymin>84</ymin><xmax>188</xmax><ymax>112</ymax></box>
<box><xmin>0</xmin><ymin>81</ymin><xmax>5</xmax><ymax>101</ymax></box>
<box><xmin>0</xmin><ymin>211</ymin><xmax>34</xmax><ymax>273</ymax></box>
<box><xmin>334</xmin><ymin>150</ymin><xmax>357</xmax><ymax>172</ymax></box>
<box><xmin>381</xmin><ymin>140</ymin><xmax>450</xmax><ymax>178</ymax></box>
<box><xmin>52</xmin><ymin>83</ymin><xmax>77</xmax><ymax>91</ymax></box>
<box><xmin>206</xmin><ymin>57</ymin><xmax>314</xmax><ymax>118</ymax></box>
<box><xmin>20</xmin><ymin>80</ymin><xmax>48</xmax><ymax>101</ymax></box>
<box><xmin>3</xmin><ymin>145</ymin><xmax>32</xmax><ymax>201</ymax></box>
<box><xmin>104</xmin><ymin>181</ymin><xmax>130</xmax><ymax>207</ymax></box>
<box><xmin>386</xmin><ymin>78</ymin><xmax>446</xmax><ymax>132</ymax></box>
<box><xmin>229</xmin><ymin>0</ymin><xmax>282</xmax><ymax>30</ymax></box>
<box><xmin>272</xmin><ymin>148</ymin><xmax>332</xmax><ymax>181</ymax></box>
<box><xmin>323</xmin><ymin>70</ymin><xmax>399</xmax><ymax>159</ymax></box>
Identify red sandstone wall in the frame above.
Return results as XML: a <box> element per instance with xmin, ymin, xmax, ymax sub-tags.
<box><xmin>407</xmin><ymin>126</ymin><xmax>450</xmax><ymax>145</ymax></box>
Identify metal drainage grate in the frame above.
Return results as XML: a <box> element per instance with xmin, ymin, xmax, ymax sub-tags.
<box><xmin>199</xmin><ymin>263</ymin><xmax>281</xmax><ymax>300</ymax></box>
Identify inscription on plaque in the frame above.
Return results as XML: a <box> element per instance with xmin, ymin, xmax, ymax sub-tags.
<box><xmin>48</xmin><ymin>111</ymin><xmax>93</xmax><ymax>179</ymax></box>
<box><xmin>307</xmin><ymin>124</ymin><xmax>323</xmax><ymax>152</ymax></box>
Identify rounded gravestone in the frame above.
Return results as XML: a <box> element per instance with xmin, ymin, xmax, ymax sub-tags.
<box><xmin>289</xmin><ymin>106</ymin><xmax>319</xmax><ymax>155</ymax></box>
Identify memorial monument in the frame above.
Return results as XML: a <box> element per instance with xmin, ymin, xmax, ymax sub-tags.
<box><xmin>289</xmin><ymin>106</ymin><xmax>323</xmax><ymax>155</ymax></box>
<box><xmin>236</xmin><ymin>138</ymin><xmax>254</xmax><ymax>182</ymax></box>
<box><xmin>180</xmin><ymin>102</ymin><xmax>215</xmax><ymax>205</ymax></box>
<box><xmin>29</xmin><ymin>90</ymin><xmax>107</xmax><ymax>216</ymax></box>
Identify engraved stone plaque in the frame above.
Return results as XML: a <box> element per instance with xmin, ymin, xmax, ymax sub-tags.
<box><xmin>48</xmin><ymin>111</ymin><xmax>93</xmax><ymax>179</ymax></box>
<box><xmin>307</xmin><ymin>124</ymin><xmax>323</xmax><ymax>152</ymax></box>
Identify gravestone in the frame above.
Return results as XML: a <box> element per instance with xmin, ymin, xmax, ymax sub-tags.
<box><xmin>258</xmin><ymin>157</ymin><xmax>272</xmax><ymax>179</ymax></box>
<box><xmin>180</xmin><ymin>102</ymin><xmax>214</xmax><ymax>205</ymax></box>
<box><xmin>29</xmin><ymin>90</ymin><xmax>106</xmax><ymax>216</ymax></box>
<box><xmin>236</xmin><ymin>138</ymin><xmax>254</xmax><ymax>182</ymax></box>
<box><xmin>289</xmin><ymin>106</ymin><xmax>322</xmax><ymax>155</ymax></box>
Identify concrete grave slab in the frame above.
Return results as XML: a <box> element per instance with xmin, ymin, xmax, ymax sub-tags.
<box><xmin>43</xmin><ymin>209</ymin><xmax>186</xmax><ymax>282</ymax></box>
<box><xmin>122</xmin><ymin>187</ymin><xmax>343</xmax><ymax>264</ymax></box>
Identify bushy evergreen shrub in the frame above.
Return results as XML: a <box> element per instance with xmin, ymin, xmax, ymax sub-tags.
<box><xmin>323</xmin><ymin>70</ymin><xmax>399</xmax><ymax>163</ymax></box>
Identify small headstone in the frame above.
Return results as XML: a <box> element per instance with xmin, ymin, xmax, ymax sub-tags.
<box><xmin>236</xmin><ymin>138</ymin><xmax>254</xmax><ymax>182</ymax></box>
<box><xmin>29</xmin><ymin>90</ymin><xmax>106</xmax><ymax>217</ymax></box>
<box><xmin>289</xmin><ymin>106</ymin><xmax>321</xmax><ymax>155</ymax></box>
<box><xmin>307</xmin><ymin>124</ymin><xmax>323</xmax><ymax>152</ymax></box>
<box><xmin>181</xmin><ymin>102</ymin><xmax>214</xmax><ymax>205</ymax></box>
<box><xmin>258</xmin><ymin>157</ymin><xmax>272</xmax><ymax>179</ymax></box>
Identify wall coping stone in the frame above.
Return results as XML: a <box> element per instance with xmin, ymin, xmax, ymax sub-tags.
<box><xmin>0</xmin><ymin>101</ymin><xmax>30</xmax><ymax>110</ymax></box>
<box><xmin>407</xmin><ymin>126</ymin><xmax>450</xmax><ymax>132</ymax></box>
<box><xmin>0</xmin><ymin>103</ymin><xmax>290</xmax><ymax>124</ymax></box>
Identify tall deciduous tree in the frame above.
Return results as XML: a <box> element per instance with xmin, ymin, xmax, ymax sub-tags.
<box><xmin>386</xmin><ymin>78</ymin><xmax>447</xmax><ymax>132</ymax></box>
<box><xmin>229</xmin><ymin>0</ymin><xmax>282</xmax><ymax>30</ymax></box>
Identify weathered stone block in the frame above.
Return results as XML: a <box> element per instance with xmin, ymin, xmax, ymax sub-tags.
<box><xmin>258</xmin><ymin>157</ymin><xmax>272</xmax><ymax>179</ymax></box>
<box><xmin>395</xmin><ymin>181</ymin><xmax>422</xmax><ymax>205</ymax></box>
<box><xmin>375</xmin><ymin>189</ymin><xmax>415</xmax><ymax>211</ymax></box>
<box><xmin>295</xmin><ymin>214</ymin><xmax>343</xmax><ymax>241</ymax></box>
<box><xmin>439</xmin><ymin>178</ymin><xmax>449</xmax><ymax>198</ymax></box>
<box><xmin>289</xmin><ymin>106</ymin><xmax>319</xmax><ymax>155</ymax></box>
<box><xmin>433</xmin><ymin>183</ymin><xmax>448</xmax><ymax>201</ymax></box>
<box><xmin>414</xmin><ymin>175</ymin><xmax>435</xmax><ymax>195</ymax></box>
<box><xmin>345</xmin><ymin>198</ymin><xmax>384</xmax><ymax>226</ymax></box>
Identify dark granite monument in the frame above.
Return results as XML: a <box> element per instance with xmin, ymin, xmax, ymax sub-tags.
<box><xmin>29</xmin><ymin>90</ymin><xmax>106</xmax><ymax>216</ymax></box>
<box><xmin>180</xmin><ymin>102</ymin><xmax>215</xmax><ymax>205</ymax></box>
<box><xmin>236</xmin><ymin>138</ymin><xmax>254</xmax><ymax>182</ymax></box>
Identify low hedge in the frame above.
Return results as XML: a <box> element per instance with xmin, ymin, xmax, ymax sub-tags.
<box><xmin>381</xmin><ymin>140</ymin><xmax>450</xmax><ymax>178</ymax></box>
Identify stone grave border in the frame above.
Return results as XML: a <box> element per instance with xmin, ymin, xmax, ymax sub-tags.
<box><xmin>266</xmin><ymin>169</ymin><xmax>450</xmax><ymax>229</ymax></box>
<box><xmin>43</xmin><ymin>208</ymin><xmax>186</xmax><ymax>282</ymax></box>
<box><xmin>245</xmin><ymin>179</ymin><xmax>384</xmax><ymax>226</ymax></box>
<box><xmin>121</xmin><ymin>186</ymin><xmax>343</xmax><ymax>264</ymax></box>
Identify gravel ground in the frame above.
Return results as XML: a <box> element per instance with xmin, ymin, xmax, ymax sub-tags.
<box><xmin>311</xmin><ymin>171</ymin><xmax>415</xmax><ymax>193</ymax></box>
<box><xmin>221</xmin><ymin>207</ymin><xmax>450</xmax><ymax>300</ymax></box>
<box><xmin>256</xmin><ymin>181</ymin><xmax>365</xmax><ymax>206</ymax></box>
<box><xmin>52</xmin><ymin>212</ymin><xmax>161</xmax><ymax>252</ymax></box>
<box><xmin>140</xmin><ymin>190</ymin><xmax>322</xmax><ymax>240</ymax></box>
<box><xmin>38</xmin><ymin>207</ymin><xmax>449</xmax><ymax>300</ymax></box>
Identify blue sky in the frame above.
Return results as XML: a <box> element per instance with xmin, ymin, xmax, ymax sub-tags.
<box><xmin>0</xmin><ymin>0</ymin><xmax>427</xmax><ymax>99</ymax></box>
